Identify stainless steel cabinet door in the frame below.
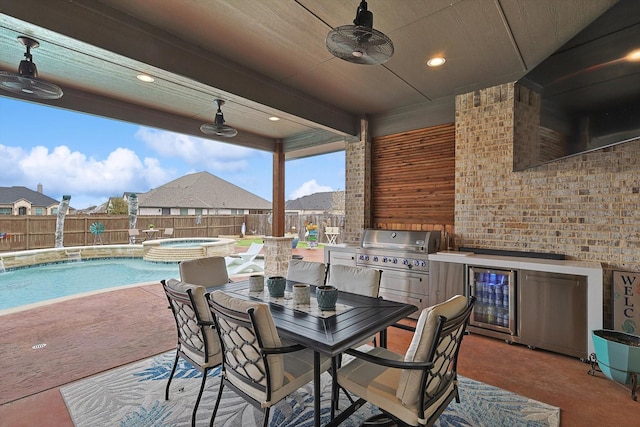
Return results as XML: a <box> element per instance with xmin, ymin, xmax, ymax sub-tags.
<box><xmin>519</xmin><ymin>270</ymin><xmax>587</xmax><ymax>359</ymax></box>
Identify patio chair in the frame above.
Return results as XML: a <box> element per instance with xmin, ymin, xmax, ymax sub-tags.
<box><xmin>325</xmin><ymin>226</ymin><xmax>340</xmax><ymax>244</ymax></box>
<box><xmin>224</xmin><ymin>242</ymin><xmax>264</xmax><ymax>267</ymax></box>
<box><xmin>326</xmin><ymin>263</ymin><xmax>381</xmax><ymax>298</ymax></box>
<box><xmin>207</xmin><ymin>290</ymin><xmax>332</xmax><ymax>427</ymax></box>
<box><xmin>161</xmin><ymin>279</ymin><xmax>223</xmax><ymax>427</ymax></box>
<box><xmin>237</xmin><ymin>242</ymin><xmax>264</xmax><ymax>263</ymax></box>
<box><xmin>326</xmin><ymin>263</ymin><xmax>382</xmax><ymax>348</ymax></box>
<box><xmin>331</xmin><ymin>295</ymin><xmax>476</xmax><ymax>427</ymax></box>
<box><xmin>127</xmin><ymin>228</ymin><xmax>140</xmax><ymax>244</ymax></box>
<box><xmin>228</xmin><ymin>261</ymin><xmax>264</xmax><ymax>276</ymax></box>
<box><xmin>286</xmin><ymin>259</ymin><xmax>327</xmax><ymax>287</ymax></box>
<box><xmin>163</xmin><ymin>227</ymin><xmax>174</xmax><ymax>238</ymax></box>
<box><xmin>179</xmin><ymin>256</ymin><xmax>230</xmax><ymax>287</ymax></box>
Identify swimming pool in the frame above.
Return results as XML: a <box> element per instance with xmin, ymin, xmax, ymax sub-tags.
<box><xmin>0</xmin><ymin>258</ymin><xmax>180</xmax><ymax>312</ymax></box>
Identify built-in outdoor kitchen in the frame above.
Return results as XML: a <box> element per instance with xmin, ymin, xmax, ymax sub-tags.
<box><xmin>325</xmin><ymin>230</ymin><xmax>603</xmax><ymax>360</ymax></box>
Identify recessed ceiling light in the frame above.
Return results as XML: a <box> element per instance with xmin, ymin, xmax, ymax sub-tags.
<box><xmin>426</xmin><ymin>57</ymin><xmax>446</xmax><ymax>67</ymax></box>
<box><xmin>268</xmin><ymin>116</ymin><xmax>280</xmax><ymax>121</ymax></box>
<box><xmin>627</xmin><ymin>49</ymin><xmax>640</xmax><ymax>62</ymax></box>
<box><xmin>136</xmin><ymin>74</ymin><xmax>155</xmax><ymax>82</ymax></box>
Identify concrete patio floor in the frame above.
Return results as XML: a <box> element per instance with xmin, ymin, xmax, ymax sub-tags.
<box><xmin>0</xmin><ymin>246</ymin><xmax>637</xmax><ymax>426</ymax></box>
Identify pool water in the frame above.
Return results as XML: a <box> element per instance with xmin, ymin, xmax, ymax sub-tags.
<box><xmin>159</xmin><ymin>239</ymin><xmax>214</xmax><ymax>248</ymax></box>
<box><xmin>0</xmin><ymin>258</ymin><xmax>180</xmax><ymax>311</ymax></box>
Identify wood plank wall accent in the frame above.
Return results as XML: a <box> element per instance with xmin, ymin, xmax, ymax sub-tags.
<box><xmin>371</xmin><ymin>123</ymin><xmax>456</xmax><ymax>243</ymax></box>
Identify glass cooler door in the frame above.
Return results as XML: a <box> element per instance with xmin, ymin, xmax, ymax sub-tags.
<box><xmin>468</xmin><ymin>266</ymin><xmax>516</xmax><ymax>336</ymax></box>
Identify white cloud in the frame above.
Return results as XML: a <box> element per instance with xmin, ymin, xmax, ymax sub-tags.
<box><xmin>288</xmin><ymin>179</ymin><xmax>333</xmax><ymax>200</ymax></box>
<box><xmin>0</xmin><ymin>143</ymin><xmax>174</xmax><ymax>209</ymax></box>
<box><xmin>135</xmin><ymin>127</ymin><xmax>253</xmax><ymax>172</ymax></box>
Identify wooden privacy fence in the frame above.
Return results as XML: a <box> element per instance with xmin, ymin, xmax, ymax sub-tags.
<box><xmin>0</xmin><ymin>213</ymin><xmax>345</xmax><ymax>252</ymax></box>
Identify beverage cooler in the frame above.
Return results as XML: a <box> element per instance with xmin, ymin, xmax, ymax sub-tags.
<box><xmin>467</xmin><ymin>266</ymin><xmax>517</xmax><ymax>338</ymax></box>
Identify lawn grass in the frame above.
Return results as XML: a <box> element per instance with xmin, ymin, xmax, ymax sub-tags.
<box><xmin>235</xmin><ymin>237</ymin><xmax>323</xmax><ymax>249</ymax></box>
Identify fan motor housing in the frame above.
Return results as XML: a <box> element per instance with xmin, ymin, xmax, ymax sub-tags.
<box><xmin>18</xmin><ymin>60</ymin><xmax>37</xmax><ymax>78</ymax></box>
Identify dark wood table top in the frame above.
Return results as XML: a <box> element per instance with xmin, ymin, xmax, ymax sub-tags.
<box><xmin>208</xmin><ymin>279</ymin><xmax>418</xmax><ymax>356</ymax></box>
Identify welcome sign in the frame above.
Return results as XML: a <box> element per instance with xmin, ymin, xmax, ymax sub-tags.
<box><xmin>612</xmin><ymin>270</ymin><xmax>639</xmax><ymax>334</ymax></box>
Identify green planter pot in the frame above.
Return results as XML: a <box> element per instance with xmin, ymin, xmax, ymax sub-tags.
<box><xmin>266</xmin><ymin>276</ymin><xmax>286</xmax><ymax>298</ymax></box>
<box><xmin>316</xmin><ymin>285</ymin><xmax>338</xmax><ymax>311</ymax></box>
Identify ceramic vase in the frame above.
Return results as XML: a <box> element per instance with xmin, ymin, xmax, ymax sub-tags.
<box><xmin>316</xmin><ymin>285</ymin><xmax>338</xmax><ymax>310</ymax></box>
<box><xmin>292</xmin><ymin>283</ymin><xmax>310</xmax><ymax>305</ymax></box>
<box><xmin>249</xmin><ymin>274</ymin><xmax>264</xmax><ymax>292</ymax></box>
<box><xmin>266</xmin><ymin>276</ymin><xmax>286</xmax><ymax>297</ymax></box>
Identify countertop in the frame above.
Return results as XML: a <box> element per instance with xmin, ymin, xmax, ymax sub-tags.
<box><xmin>428</xmin><ymin>251</ymin><xmax>602</xmax><ymax>276</ymax></box>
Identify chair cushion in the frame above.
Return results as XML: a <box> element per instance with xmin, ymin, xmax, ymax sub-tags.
<box><xmin>165</xmin><ymin>279</ymin><xmax>221</xmax><ymax>365</ymax></box>
<box><xmin>338</xmin><ymin>347</ymin><xmax>456</xmax><ymax>425</ymax></box>
<box><xmin>287</xmin><ymin>259</ymin><xmax>326</xmax><ymax>287</ymax></box>
<box><xmin>209</xmin><ymin>291</ymin><xmax>285</xmax><ymax>392</ymax></box>
<box><xmin>327</xmin><ymin>264</ymin><xmax>380</xmax><ymax>297</ymax></box>
<box><xmin>396</xmin><ymin>295</ymin><xmax>467</xmax><ymax>406</ymax></box>
<box><xmin>179</xmin><ymin>256</ymin><xmax>229</xmax><ymax>287</ymax></box>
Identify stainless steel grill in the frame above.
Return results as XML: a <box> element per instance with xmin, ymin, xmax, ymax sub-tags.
<box><xmin>355</xmin><ymin>229</ymin><xmax>441</xmax><ymax>317</ymax></box>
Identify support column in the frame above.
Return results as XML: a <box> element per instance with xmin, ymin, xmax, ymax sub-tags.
<box><xmin>272</xmin><ymin>140</ymin><xmax>285</xmax><ymax>237</ymax></box>
<box><xmin>263</xmin><ymin>236</ymin><xmax>293</xmax><ymax>277</ymax></box>
<box><xmin>344</xmin><ymin>115</ymin><xmax>372</xmax><ymax>244</ymax></box>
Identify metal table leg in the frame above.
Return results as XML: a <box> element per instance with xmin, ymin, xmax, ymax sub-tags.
<box><xmin>314</xmin><ymin>351</ymin><xmax>321</xmax><ymax>427</ymax></box>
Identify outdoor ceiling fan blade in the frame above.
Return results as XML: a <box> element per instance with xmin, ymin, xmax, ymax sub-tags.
<box><xmin>201</xmin><ymin>98</ymin><xmax>237</xmax><ymax>137</ymax></box>
<box><xmin>200</xmin><ymin>123</ymin><xmax>238</xmax><ymax>137</ymax></box>
<box><xmin>0</xmin><ymin>37</ymin><xmax>64</xmax><ymax>100</ymax></box>
<box><xmin>0</xmin><ymin>72</ymin><xmax>63</xmax><ymax>99</ymax></box>
<box><xmin>326</xmin><ymin>24</ymin><xmax>393</xmax><ymax>65</ymax></box>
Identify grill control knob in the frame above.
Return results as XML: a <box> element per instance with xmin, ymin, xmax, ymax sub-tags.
<box><xmin>392</xmin><ymin>258</ymin><xmax>398</xmax><ymax>264</ymax></box>
<box><xmin>403</xmin><ymin>259</ymin><xmax>409</xmax><ymax>266</ymax></box>
<box><xmin>373</xmin><ymin>256</ymin><xmax>378</xmax><ymax>262</ymax></box>
<box><xmin>382</xmin><ymin>257</ymin><xmax>388</xmax><ymax>263</ymax></box>
<box><xmin>413</xmin><ymin>260</ymin><xmax>420</xmax><ymax>267</ymax></box>
<box><xmin>420</xmin><ymin>260</ymin><xmax>427</xmax><ymax>268</ymax></box>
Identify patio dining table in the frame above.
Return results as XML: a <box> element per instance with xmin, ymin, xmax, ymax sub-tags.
<box><xmin>208</xmin><ymin>279</ymin><xmax>418</xmax><ymax>427</ymax></box>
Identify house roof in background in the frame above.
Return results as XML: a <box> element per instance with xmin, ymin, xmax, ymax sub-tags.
<box><xmin>285</xmin><ymin>191</ymin><xmax>341</xmax><ymax>212</ymax></box>
<box><xmin>137</xmin><ymin>171</ymin><xmax>271</xmax><ymax>210</ymax></box>
<box><xmin>0</xmin><ymin>186</ymin><xmax>59</xmax><ymax>207</ymax></box>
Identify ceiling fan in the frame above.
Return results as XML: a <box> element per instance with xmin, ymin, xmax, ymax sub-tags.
<box><xmin>0</xmin><ymin>36</ymin><xmax>64</xmax><ymax>100</ymax></box>
<box><xmin>326</xmin><ymin>0</ymin><xmax>394</xmax><ymax>65</ymax></box>
<box><xmin>200</xmin><ymin>99</ymin><xmax>238</xmax><ymax>137</ymax></box>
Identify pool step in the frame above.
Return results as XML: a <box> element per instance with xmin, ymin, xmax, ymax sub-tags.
<box><xmin>143</xmin><ymin>246</ymin><xmax>206</xmax><ymax>262</ymax></box>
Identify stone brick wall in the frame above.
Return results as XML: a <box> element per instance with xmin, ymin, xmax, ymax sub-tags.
<box><xmin>263</xmin><ymin>237</ymin><xmax>293</xmax><ymax>277</ymax></box>
<box><xmin>455</xmin><ymin>82</ymin><xmax>640</xmax><ymax>326</ymax></box>
<box><xmin>343</xmin><ymin>117</ymin><xmax>372</xmax><ymax>245</ymax></box>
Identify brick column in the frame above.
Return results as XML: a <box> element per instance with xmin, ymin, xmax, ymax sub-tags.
<box><xmin>263</xmin><ymin>236</ymin><xmax>293</xmax><ymax>277</ymax></box>
<box><xmin>344</xmin><ymin>116</ymin><xmax>372</xmax><ymax>244</ymax></box>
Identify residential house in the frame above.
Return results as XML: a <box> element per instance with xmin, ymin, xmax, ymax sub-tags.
<box><xmin>136</xmin><ymin>171</ymin><xmax>271</xmax><ymax>216</ymax></box>
<box><xmin>0</xmin><ymin>185</ymin><xmax>60</xmax><ymax>215</ymax></box>
<box><xmin>285</xmin><ymin>191</ymin><xmax>344</xmax><ymax>215</ymax></box>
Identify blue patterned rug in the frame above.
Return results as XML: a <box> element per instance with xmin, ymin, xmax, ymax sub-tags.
<box><xmin>61</xmin><ymin>351</ymin><xmax>560</xmax><ymax>427</ymax></box>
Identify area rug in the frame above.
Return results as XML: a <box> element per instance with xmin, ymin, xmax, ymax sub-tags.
<box><xmin>61</xmin><ymin>351</ymin><xmax>560</xmax><ymax>427</ymax></box>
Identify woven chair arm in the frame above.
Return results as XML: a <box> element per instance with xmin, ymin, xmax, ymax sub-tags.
<box><xmin>344</xmin><ymin>348</ymin><xmax>434</xmax><ymax>370</ymax></box>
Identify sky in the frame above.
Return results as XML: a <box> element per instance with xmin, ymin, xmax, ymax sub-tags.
<box><xmin>0</xmin><ymin>96</ymin><xmax>345</xmax><ymax>210</ymax></box>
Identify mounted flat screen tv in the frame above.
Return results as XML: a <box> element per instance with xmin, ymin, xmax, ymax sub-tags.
<box><xmin>513</xmin><ymin>0</ymin><xmax>640</xmax><ymax>171</ymax></box>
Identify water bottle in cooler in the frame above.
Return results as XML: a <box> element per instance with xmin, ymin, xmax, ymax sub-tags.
<box><xmin>487</xmin><ymin>306</ymin><xmax>495</xmax><ymax>324</ymax></box>
<box><xmin>495</xmin><ymin>277</ymin><xmax>503</xmax><ymax>307</ymax></box>
<box><xmin>475</xmin><ymin>273</ymin><xmax>484</xmax><ymax>302</ymax></box>
<box><xmin>487</xmin><ymin>283</ymin><xmax>495</xmax><ymax>306</ymax></box>
<box><xmin>501</xmin><ymin>275</ymin><xmax>509</xmax><ymax>308</ymax></box>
